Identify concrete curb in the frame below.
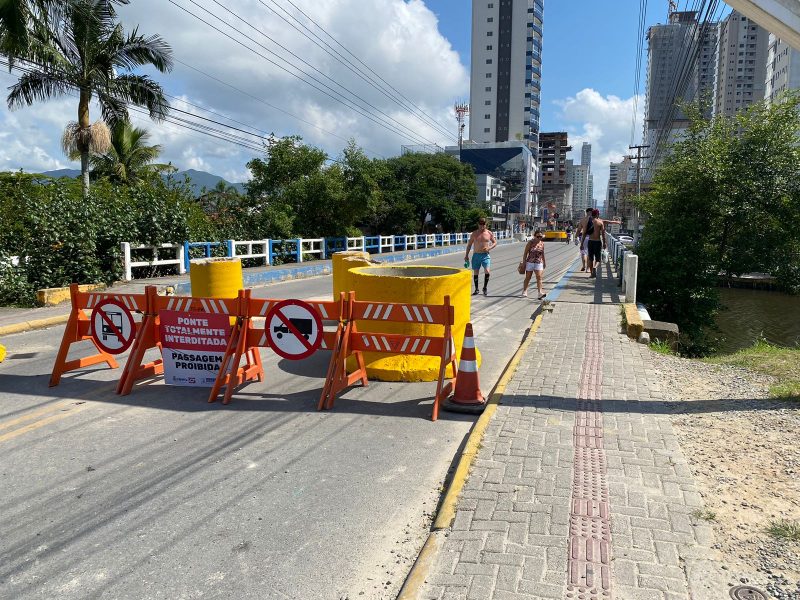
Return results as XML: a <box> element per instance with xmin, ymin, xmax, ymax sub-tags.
<box><xmin>0</xmin><ymin>314</ymin><xmax>71</xmax><ymax>337</ymax></box>
<box><xmin>396</xmin><ymin>313</ymin><xmax>543</xmax><ymax>600</ymax></box>
<box><xmin>624</xmin><ymin>302</ymin><xmax>644</xmax><ymax>339</ymax></box>
<box><xmin>36</xmin><ymin>283</ymin><xmax>105</xmax><ymax>306</ymax></box>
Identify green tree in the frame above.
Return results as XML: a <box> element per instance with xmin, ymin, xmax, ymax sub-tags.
<box><xmin>637</xmin><ymin>95</ymin><xmax>800</xmax><ymax>354</ymax></box>
<box><xmin>377</xmin><ymin>152</ymin><xmax>477</xmax><ymax>234</ymax></box>
<box><xmin>5</xmin><ymin>0</ymin><xmax>172</xmax><ymax>197</ymax></box>
<box><xmin>88</xmin><ymin>120</ymin><xmax>169</xmax><ymax>184</ymax></box>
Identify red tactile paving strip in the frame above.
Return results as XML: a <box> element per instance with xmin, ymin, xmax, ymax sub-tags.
<box><xmin>567</xmin><ymin>305</ymin><xmax>613</xmax><ymax>599</ymax></box>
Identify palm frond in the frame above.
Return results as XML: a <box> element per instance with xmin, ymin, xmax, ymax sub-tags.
<box><xmin>113</xmin><ymin>28</ymin><xmax>173</xmax><ymax>73</ymax></box>
<box><xmin>107</xmin><ymin>73</ymin><xmax>169</xmax><ymax>120</ymax></box>
<box><xmin>7</xmin><ymin>69</ymin><xmax>71</xmax><ymax>108</ymax></box>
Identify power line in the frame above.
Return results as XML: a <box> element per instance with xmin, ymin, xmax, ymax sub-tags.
<box><xmin>166</xmin><ymin>0</ymin><xmax>435</xmax><ymax>147</ymax></box>
<box><xmin>264</xmin><ymin>0</ymin><xmax>455</xmax><ymax>141</ymax></box>
<box><xmin>630</xmin><ymin>0</ymin><xmax>648</xmax><ymax>146</ymax></box>
<box><xmin>199</xmin><ymin>0</ymin><xmax>443</xmax><ymax>146</ymax></box>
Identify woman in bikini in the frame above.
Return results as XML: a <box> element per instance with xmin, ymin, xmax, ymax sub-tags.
<box><xmin>521</xmin><ymin>230</ymin><xmax>546</xmax><ymax>299</ymax></box>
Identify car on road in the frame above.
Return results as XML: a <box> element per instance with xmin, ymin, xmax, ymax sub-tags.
<box><xmin>617</xmin><ymin>235</ymin><xmax>634</xmax><ymax>245</ymax></box>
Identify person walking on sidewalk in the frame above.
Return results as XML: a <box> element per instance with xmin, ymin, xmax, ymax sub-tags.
<box><xmin>576</xmin><ymin>207</ymin><xmax>593</xmax><ymax>271</ymax></box>
<box><xmin>586</xmin><ymin>208</ymin><xmax>606</xmax><ymax>278</ymax></box>
<box><xmin>521</xmin><ymin>230</ymin><xmax>547</xmax><ymax>299</ymax></box>
<box><xmin>464</xmin><ymin>217</ymin><xmax>497</xmax><ymax>296</ymax></box>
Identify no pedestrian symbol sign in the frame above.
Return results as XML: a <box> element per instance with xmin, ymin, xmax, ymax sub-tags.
<box><xmin>90</xmin><ymin>299</ymin><xmax>135</xmax><ymax>355</ymax></box>
<box><xmin>265</xmin><ymin>299</ymin><xmax>322</xmax><ymax>360</ymax></box>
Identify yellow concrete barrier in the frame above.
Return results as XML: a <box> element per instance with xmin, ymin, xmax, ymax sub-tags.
<box><xmin>347</xmin><ymin>265</ymin><xmax>479</xmax><ymax>381</ymax></box>
<box><xmin>544</xmin><ymin>231</ymin><xmax>567</xmax><ymax>240</ymax></box>
<box><xmin>331</xmin><ymin>251</ymin><xmax>376</xmax><ymax>299</ymax></box>
<box><xmin>189</xmin><ymin>257</ymin><xmax>244</xmax><ymax>298</ymax></box>
<box><xmin>0</xmin><ymin>343</ymin><xmax>5</xmax><ymax>362</ymax></box>
<box><xmin>36</xmin><ymin>283</ymin><xmax>105</xmax><ymax>306</ymax></box>
<box><xmin>624</xmin><ymin>303</ymin><xmax>644</xmax><ymax>339</ymax></box>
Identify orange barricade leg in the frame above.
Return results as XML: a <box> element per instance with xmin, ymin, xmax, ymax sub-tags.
<box><xmin>208</xmin><ymin>290</ymin><xmax>264</xmax><ymax>405</ymax></box>
<box><xmin>117</xmin><ymin>287</ymin><xmax>162</xmax><ymax>395</ymax></box>
<box><xmin>50</xmin><ymin>284</ymin><xmax>118</xmax><ymax>387</ymax></box>
<box><xmin>431</xmin><ymin>297</ymin><xmax>458</xmax><ymax>421</ymax></box>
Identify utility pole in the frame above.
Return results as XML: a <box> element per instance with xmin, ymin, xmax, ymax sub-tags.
<box><xmin>454</xmin><ymin>103</ymin><xmax>469</xmax><ymax>156</ymax></box>
<box><xmin>627</xmin><ymin>144</ymin><xmax>650</xmax><ymax>245</ymax></box>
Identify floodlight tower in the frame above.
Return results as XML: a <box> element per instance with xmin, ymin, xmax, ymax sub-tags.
<box><xmin>454</xmin><ymin>102</ymin><xmax>469</xmax><ymax>155</ymax></box>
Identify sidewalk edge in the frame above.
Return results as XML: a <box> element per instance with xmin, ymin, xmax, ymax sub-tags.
<box><xmin>0</xmin><ymin>314</ymin><xmax>70</xmax><ymax>337</ymax></box>
<box><xmin>396</xmin><ymin>313</ymin><xmax>543</xmax><ymax>600</ymax></box>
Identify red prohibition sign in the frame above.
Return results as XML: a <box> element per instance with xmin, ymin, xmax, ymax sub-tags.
<box><xmin>90</xmin><ymin>298</ymin><xmax>135</xmax><ymax>355</ymax></box>
<box><xmin>265</xmin><ymin>299</ymin><xmax>323</xmax><ymax>360</ymax></box>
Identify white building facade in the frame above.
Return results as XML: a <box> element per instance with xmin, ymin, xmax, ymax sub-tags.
<box><xmin>765</xmin><ymin>33</ymin><xmax>800</xmax><ymax>103</ymax></box>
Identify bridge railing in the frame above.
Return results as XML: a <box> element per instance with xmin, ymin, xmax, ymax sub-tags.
<box><xmin>607</xmin><ymin>233</ymin><xmax>638</xmax><ymax>304</ymax></box>
<box><xmin>121</xmin><ymin>230</ymin><xmax>514</xmax><ymax>280</ymax></box>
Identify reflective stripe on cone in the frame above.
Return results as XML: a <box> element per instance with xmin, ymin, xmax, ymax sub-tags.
<box><xmin>445</xmin><ymin>322</ymin><xmax>485</xmax><ymax>409</ymax></box>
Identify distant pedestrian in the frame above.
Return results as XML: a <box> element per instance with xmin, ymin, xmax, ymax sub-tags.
<box><xmin>586</xmin><ymin>208</ymin><xmax>606</xmax><ymax>278</ymax></box>
<box><xmin>464</xmin><ymin>217</ymin><xmax>497</xmax><ymax>296</ymax></box>
<box><xmin>521</xmin><ymin>230</ymin><xmax>546</xmax><ymax>299</ymax></box>
<box><xmin>576</xmin><ymin>207</ymin><xmax>593</xmax><ymax>271</ymax></box>
<box><xmin>565</xmin><ymin>224</ymin><xmax>573</xmax><ymax>244</ymax></box>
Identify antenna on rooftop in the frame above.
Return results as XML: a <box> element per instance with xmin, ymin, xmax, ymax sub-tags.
<box><xmin>454</xmin><ymin>102</ymin><xmax>469</xmax><ymax>155</ymax></box>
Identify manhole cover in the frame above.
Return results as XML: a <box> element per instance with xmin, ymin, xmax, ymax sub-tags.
<box><xmin>730</xmin><ymin>585</ymin><xmax>768</xmax><ymax>600</ymax></box>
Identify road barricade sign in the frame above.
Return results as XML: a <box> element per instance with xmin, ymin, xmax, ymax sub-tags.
<box><xmin>265</xmin><ymin>299</ymin><xmax>323</xmax><ymax>360</ymax></box>
<box><xmin>319</xmin><ymin>292</ymin><xmax>457</xmax><ymax>421</ymax></box>
<box><xmin>90</xmin><ymin>298</ymin><xmax>135</xmax><ymax>355</ymax></box>
<box><xmin>50</xmin><ymin>285</ymin><xmax>147</xmax><ymax>387</ymax></box>
<box><xmin>159</xmin><ymin>310</ymin><xmax>232</xmax><ymax>386</ymax></box>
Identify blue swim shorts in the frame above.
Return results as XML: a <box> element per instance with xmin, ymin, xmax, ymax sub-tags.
<box><xmin>471</xmin><ymin>252</ymin><xmax>491</xmax><ymax>270</ymax></box>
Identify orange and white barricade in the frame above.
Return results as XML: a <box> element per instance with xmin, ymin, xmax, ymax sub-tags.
<box><xmin>319</xmin><ymin>293</ymin><xmax>457</xmax><ymax>421</ymax></box>
<box><xmin>117</xmin><ymin>288</ymin><xmax>261</xmax><ymax>395</ymax></box>
<box><xmin>50</xmin><ymin>284</ymin><xmax>147</xmax><ymax>387</ymax></box>
<box><xmin>207</xmin><ymin>292</ymin><xmax>348</xmax><ymax>405</ymax></box>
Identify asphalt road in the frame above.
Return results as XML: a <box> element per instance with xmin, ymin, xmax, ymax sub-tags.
<box><xmin>0</xmin><ymin>240</ymin><xmax>580</xmax><ymax>600</ymax></box>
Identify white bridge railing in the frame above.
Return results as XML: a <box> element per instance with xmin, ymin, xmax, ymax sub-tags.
<box><xmin>121</xmin><ymin>230</ymin><xmax>511</xmax><ymax>281</ymax></box>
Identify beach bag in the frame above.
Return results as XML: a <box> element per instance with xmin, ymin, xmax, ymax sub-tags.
<box><xmin>517</xmin><ymin>261</ymin><xmax>525</xmax><ymax>275</ymax></box>
<box><xmin>602</xmin><ymin>249</ymin><xmax>609</xmax><ymax>264</ymax></box>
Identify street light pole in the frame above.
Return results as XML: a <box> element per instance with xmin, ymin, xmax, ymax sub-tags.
<box><xmin>628</xmin><ymin>144</ymin><xmax>650</xmax><ymax>245</ymax></box>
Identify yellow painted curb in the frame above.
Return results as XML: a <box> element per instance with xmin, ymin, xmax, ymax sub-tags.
<box><xmin>395</xmin><ymin>530</ymin><xmax>444</xmax><ymax>600</ymax></box>
<box><xmin>0</xmin><ymin>343</ymin><xmax>5</xmax><ymax>362</ymax></box>
<box><xmin>0</xmin><ymin>314</ymin><xmax>70</xmax><ymax>337</ymax></box>
<box><xmin>624</xmin><ymin>303</ymin><xmax>644</xmax><ymax>339</ymax></box>
<box><xmin>36</xmin><ymin>283</ymin><xmax>105</xmax><ymax>306</ymax></box>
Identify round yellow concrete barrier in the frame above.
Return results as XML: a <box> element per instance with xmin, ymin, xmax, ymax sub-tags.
<box><xmin>0</xmin><ymin>342</ymin><xmax>6</xmax><ymax>363</ymax></box>
<box><xmin>332</xmin><ymin>251</ymin><xmax>377</xmax><ymax>299</ymax></box>
<box><xmin>189</xmin><ymin>257</ymin><xmax>244</xmax><ymax>299</ymax></box>
<box><xmin>347</xmin><ymin>265</ymin><xmax>479</xmax><ymax>382</ymax></box>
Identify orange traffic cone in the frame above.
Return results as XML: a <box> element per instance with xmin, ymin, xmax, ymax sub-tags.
<box><xmin>442</xmin><ymin>323</ymin><xmax>486</xmax><ymax>414</ymax></box>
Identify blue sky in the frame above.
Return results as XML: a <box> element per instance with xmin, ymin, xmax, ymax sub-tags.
<box><xmin>0</xmin><ymin>0</ymin><xmax>729</xmax><ymax>202</ymax></box>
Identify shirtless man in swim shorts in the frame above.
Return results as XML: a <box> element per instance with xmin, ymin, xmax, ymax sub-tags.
<box><xmin>464</xmin><ymin>217</ymin><xmax>497</xmax><ymax>296</ymax></box>
<box><xmin>576</xmin><ymin>207</ymin><xmax>593</xmax><ymax>272</ymax></box>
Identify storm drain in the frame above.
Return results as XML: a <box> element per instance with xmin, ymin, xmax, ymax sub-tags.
<box><xmin>729</xmin><ymin>585</ymin><xmax>769</xmax><ymax>600</ymax></box>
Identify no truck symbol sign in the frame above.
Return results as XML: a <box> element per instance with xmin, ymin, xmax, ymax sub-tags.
<box><xmin>265</xmin><ymin>299</ymin><xmax>323</xmax><ymax>360</ymax></box>
<box><xmin>90</xmin><ymin>299</ymin><xmax>135</xmax><ymax>354</ymax></box>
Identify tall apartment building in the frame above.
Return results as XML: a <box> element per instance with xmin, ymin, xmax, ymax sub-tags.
<box><xmin>580</xmin><ymin>142</ymin><xmax>592</xmax><ymax>169</ymax></box>
<box><xmin>715</xmin><ymin>11</ymin><xmax>769</xmax><ymax>116</ymax></box>
<box><xmin>566</xmin><ymin>159</ymin><xmax>590</xmax><ymax>214</ymax></box>
<box><xmin>765</xmin><ymin>33</ymin><xmax>800</xmax><ymax>103</ymax></box>
<box><xmin>644</xmin><ymin>11</ymin><xmax>718</xmax><ymax>172</ymax></box>
<box><xmin>606</xmin><ymin>161</ymin><xmax>621</xmax><ymax>215</ymax></box>
<box><xmin>469</xmin><ymin>0</ymin><xmax>544</xmax><ymax>148</ymax></box>
<box><xmin>538</xmin><ymin>132</ymin><xmax>573</xmax><ymax>219</ymax></box>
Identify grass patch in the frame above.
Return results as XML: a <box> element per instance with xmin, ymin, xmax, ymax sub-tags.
<box><xmin>705</xmin><ymin>339</ymin><xmax>800</xmax><ymax>399</ymax></box>
<box><xmin>765</xmin><ymin>519</ymin><xmax>800</xmax><ymax>542</ymax></box>
<box><xmin>691</xmin><ymin>508</ymin><xmax>717</xmax><ymax>522</ymax></box>
<box><xmin>649</xmin><ymin>340</ymin><xmax>674</xmax><ymax>355</ymax></box>
<box><xmin>620</xmin><ymin>304</ymin><xmax>628</xmax><ymax>328</ymax></box>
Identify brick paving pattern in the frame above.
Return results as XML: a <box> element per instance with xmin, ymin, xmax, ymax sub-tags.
<box><xmin>418</xmin><ymin>265</ymin><xmax>722</xmax><ymax>600</ymax></box>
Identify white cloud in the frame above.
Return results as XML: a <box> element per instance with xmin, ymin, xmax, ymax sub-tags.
<box><xmin>551</xmin><ymin>88</ymin><xmax>644</xmax><ymax>209</ymax></box>
<box><xmin>0</xmin><ymin>0</ymin><xmax>467</xmax><ymax>180</ymax></box>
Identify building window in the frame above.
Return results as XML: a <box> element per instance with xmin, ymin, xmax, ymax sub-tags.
<box><xmin>487</xmin><ymin>17</ymin><xmax>493</xmax><ymax>22</ymax></box>
<box><xmin>487</xmin><ymin>31</ymin><xmax>493</xmax><ymax>36</ymax></box>
<box><xmin>485</xmin><ymin>86</ymin><xmax>492</xmax><ymax>92</ymax></box>
<box><xmin>486</xmin><ymin>58</ymin><xmax>492</xmax><ymax>64</ymax></box>
<box><xmin>485</xmin><ymin>100</ymin><xmax>491</xmax><ymax>105</ymax></box>
<box><xmin>486</xmin><ymin>45</ymin><xmax>492</xmax><ymax>50</ymax></box>
<box><xmin>485</xmin><ymin>114</ymin><xmax>491</xmax><ymax>119</ymax></box>
<box><xmin>486</xmin><ymin>72</ymin><xmax>492</xmax><ymax>78</ymax></box>
<box><xmin>484</xmin><ymin>127</ymin><xmax>491</xmax><ymax>133</ymax></box>
<box><xmin>488</xmin><ymin>2</ymin><xmax>493</xmax><ymax>6</ymax></box>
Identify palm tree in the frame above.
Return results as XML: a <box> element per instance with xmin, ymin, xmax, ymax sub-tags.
<box><xmin>88</xmin><ymin>119</ymin><xmax>170</xmax><ymax>184</ymax></box>
<box><xmin>5</xmin><ymin>0</ymin><xmax>171</xmax><ymax>197</ymax></box>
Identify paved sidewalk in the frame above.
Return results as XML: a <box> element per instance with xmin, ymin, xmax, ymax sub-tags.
<box><xmin>418</xmin><ymin>263</ymin><xmax>728</xmax><ymax>600</ymax></box>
